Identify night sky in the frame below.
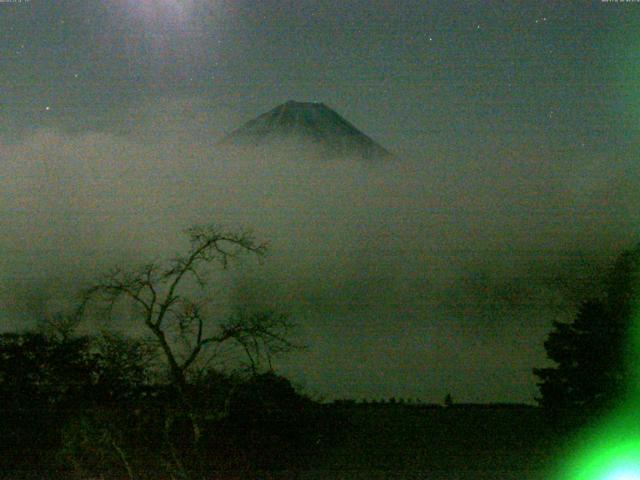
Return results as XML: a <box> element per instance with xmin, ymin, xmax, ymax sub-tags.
<box><xmin>1</xmin><ymin>0</ymin><xmax>640</xmax><ymax>403</ymax></box>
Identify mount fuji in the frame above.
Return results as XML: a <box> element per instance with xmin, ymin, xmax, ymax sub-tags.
<box><xmin>219</xmin><ymin>101</ymin><xmax>392</xmax><ymax>160</ymax></box>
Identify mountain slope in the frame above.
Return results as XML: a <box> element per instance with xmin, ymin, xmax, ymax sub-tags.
<box><xmin>219</xmin><ymin>101</ymin><xmax>392</xmax><ymax>160</ymax></box>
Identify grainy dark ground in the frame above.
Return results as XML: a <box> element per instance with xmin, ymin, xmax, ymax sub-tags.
<box><xmin>1</xmin><ymin>405</ymin><xmax>570</xmax><ymax>479</ymax></box>
<box><xmin>265</xmin><ymin>405</ymin><xmax>568</xmax><ymax>480</ymax></box>
<box><xmin>301</xmin><ymin>406</ymin><xmax>562</xmax><ymax>479</ymax></box>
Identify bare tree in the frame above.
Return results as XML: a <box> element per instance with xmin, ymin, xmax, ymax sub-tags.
<box><xmin>79</xmin><ymin>225</ymin><xmax>296</xmax><ymax>442</ymax></box>
<box><xmin>39</xmin><ymin>312</ymin><xmax>83</xmax><ymax>342</ymax></box>
<box><xmin>224</xmin><ymin>308</ymin><xmax>297</xmax><ymax>374</ymax></box>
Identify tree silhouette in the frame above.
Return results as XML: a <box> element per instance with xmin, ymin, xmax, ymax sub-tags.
<box><xmin>0</xmin><ymin>330</ymin><xmax>150</xmax><ymax>473</ymax></box>
<box><xmin>444</xmin><ymin>393</ymin><xmax>453</xmax><ymax>407</ymax></box>
<box><xmin>79</xmin><ymin>224</ymin><xmax>296</xmax><ymax>444</ymax></box>
<box><xmin>534</xmin><ymin>244</ymin><xmax>640</xmax><ymax>421</ymax></box>
<box><xmin>0</xmin><ymin>332</ymin><xmax>95</xmax><ymax>411</ymax></box>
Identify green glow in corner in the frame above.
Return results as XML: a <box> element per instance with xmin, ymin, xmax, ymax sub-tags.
<box><xmin>553</xmin><ymin>408</ymin><xmax>640</xmax><ymax>480</ymax></box>
<box><xmin>603</xmin><ymin>467</ymin><xmax>640</xmax><ymax>480</ymax></box>
<box><xmin>574</xmin><ymin>441</ymin><xmax>640</xmax><ymax>480</ymax></box>
<box><xmin>551</xmin><ymin>300</ymin><xmax>640</xmax><ymax>480</ymax></box>
<box><xmin>549</xmin><ymin>268</ymin><xmax>640</xmax><ymax>479</ymax></box>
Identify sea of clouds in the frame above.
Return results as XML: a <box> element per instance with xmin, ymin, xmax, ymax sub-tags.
<box><xmin>1</xmin><ymin>97</ymin><xmax>638</xmax><ymax>402</ymax></box>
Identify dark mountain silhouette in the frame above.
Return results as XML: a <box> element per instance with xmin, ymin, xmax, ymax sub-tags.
<box><xmin>219</xmin><ymin>101</ymin><xmax>392</xmax><ymax>160</ymax></box>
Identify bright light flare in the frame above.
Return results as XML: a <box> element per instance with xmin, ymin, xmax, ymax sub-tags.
<box><xmin>552</xmin><ymin>409</ymin><xmax>640</xmax><ymax>480</ymax></box>
<box><xmin>123</xmin><ymin>0</ymin><xmax>193</xmax><ymax>26</ymax></box>
<box><xmin>603</xmin><ymin>466</ymin><xmax>640</xmax><ymax>480</ymax></box>
<box><xmin>114</xmin><ymin>0</ymin><xmax>201</xmax><ymax>56</ymax></box>
<box><xmin>548</xmin><ymin>254</ymin><xmax>640</xmax><ymax>480</ymax></box>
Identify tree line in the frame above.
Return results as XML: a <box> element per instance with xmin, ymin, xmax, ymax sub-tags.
<box><xmin>534</xmin><ymin>243</ymin><xmax>640</xmax><ymax>428</ymax></box>
<box><xmin>0</xmin><ymin>225</ymin><xmax>325</xmax><ymax>479</ymax></box>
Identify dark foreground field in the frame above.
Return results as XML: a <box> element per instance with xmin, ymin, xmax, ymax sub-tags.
<box><xmin>284</xmin><ymin>404</ymin><xmax>564</xmax><ymax>480</ymax></box>
<box><xmin>2</xmin><ymin>403</ymin><xmax>568</xmax><ymax>480</ymax></box>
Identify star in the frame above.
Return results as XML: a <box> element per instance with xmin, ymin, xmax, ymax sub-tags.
<box><xmin>45</xmin><ymin>106</ymin><xmax>51</xmax><ymax>111</ymax></box>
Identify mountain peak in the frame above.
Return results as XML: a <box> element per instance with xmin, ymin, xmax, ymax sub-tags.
<box><xmin>219</xmin><ymin>101</ymin><xmax>392</xmax><ymax>160</ymax></box>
